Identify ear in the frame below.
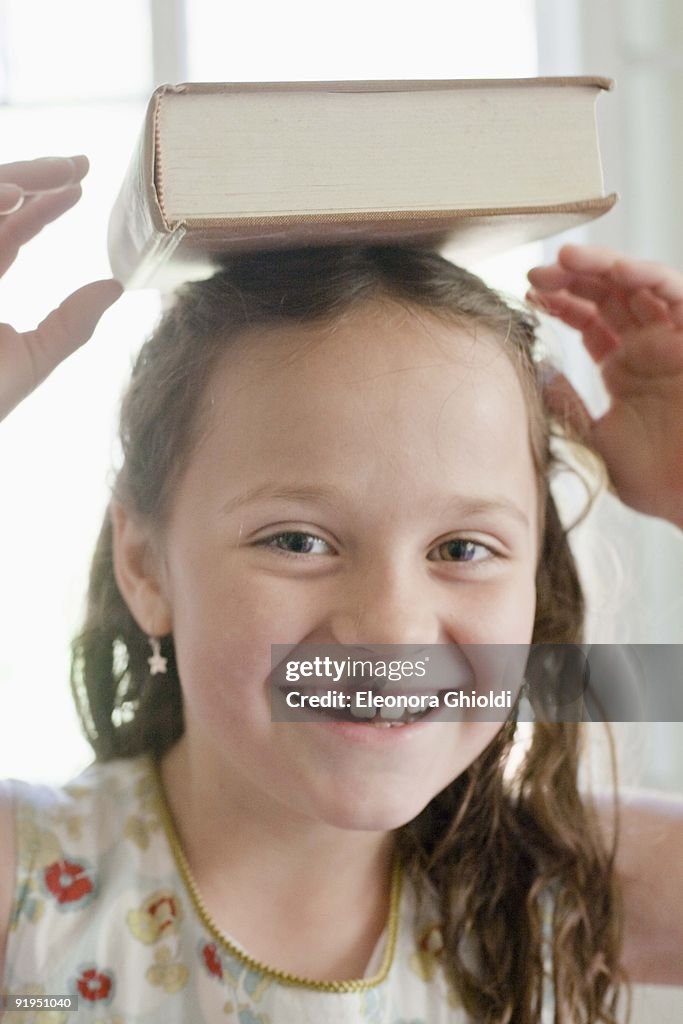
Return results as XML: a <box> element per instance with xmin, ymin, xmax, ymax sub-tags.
<box><xmin>110</xmin><ymin>499</ymin><xmax>173</xmax><ymax>637</ymax></box>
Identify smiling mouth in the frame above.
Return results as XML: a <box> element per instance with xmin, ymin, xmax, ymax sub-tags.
<box><xmin>276</xmin><ymin>687</ymin><xmax>445</xmax><ymax>727</ymax></box>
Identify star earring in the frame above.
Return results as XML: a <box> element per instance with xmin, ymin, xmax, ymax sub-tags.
<box><xmin>147</xmin><ymin>636</ymin><xmax>168</xmax><ymax>677</ymax></box>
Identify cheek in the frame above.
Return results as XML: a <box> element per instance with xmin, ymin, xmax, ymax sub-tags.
<box><xmin>167</xmin><ymin>571</ymin><xmax>315</xmax><ymax>730</ymax></box>
<box><xmin>169</xmin><ymin>546</ymin><xmax>318</xmax><ymax>647</ymax></box>
<box><xmin>499</xmin><ymin>577</ymin><xmax>537</xmax><ymax>640</ymax></box>
<box><xmin>449</xmin><ymin>575</ymin><xmax>537</xmax><ymax>646</ymax></box>
<box><xmin>165</xmin><ymin>585</ymin><xmax>260</xmax><ymax>725</ymax></box>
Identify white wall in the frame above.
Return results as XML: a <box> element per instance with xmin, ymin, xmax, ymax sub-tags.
<box><xmin>536</xmin><ymin>0</ymin><xmax>683</xmax><ymax>790</ymax></box>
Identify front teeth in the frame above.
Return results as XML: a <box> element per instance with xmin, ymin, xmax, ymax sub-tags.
<box><xmin>379</xmin><ymin>703</ymin><xmax>405</xmax><ymax>720</ymax></box>
<box><xmin>348</xmin><ymin>698</ymin><xmax>412</xmax><ymax>725</ymax></box>
<box><xmin>350</xmin><ymin>703</ymin><xmax>375</xmax><ymax>720</ymax></box>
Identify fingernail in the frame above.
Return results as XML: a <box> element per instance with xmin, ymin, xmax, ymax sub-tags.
<box><xmin>68</xmin><ymin>155</ymin><xmax>90</xmax><ymax>180</ymax></box>
<box><xmin>32</xmin><ymin>155</ymin><xmax>85</xmax><ymax>186</ymax></box>
<box><xmin>35</xmin><ymin>156</ymin><xmax>74</xmax><ymax>168</ymax></box>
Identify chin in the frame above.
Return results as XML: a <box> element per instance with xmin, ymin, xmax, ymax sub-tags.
<box><xmin>314</xmin><ymin>786</ymin><xmax>438</xmax><ymax>833</ymax></box>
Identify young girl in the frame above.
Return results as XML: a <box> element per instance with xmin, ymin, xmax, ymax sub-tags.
<box><xmin>0</xmin><ymin>156</ymin><xmax>682</xmax><ymax>1023</ymax></box>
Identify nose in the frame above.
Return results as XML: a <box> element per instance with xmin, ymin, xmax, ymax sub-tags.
<box><xmin>328</xmin><ymin>555</ymin><xmax>443</xmax><ymax>648</ymax></box>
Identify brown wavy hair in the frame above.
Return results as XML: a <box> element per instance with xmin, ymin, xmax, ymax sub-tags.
<box><xmin>71</xmin><ymin>245</ymin><xmax>624</xmax><ymax>1022</ymax></box>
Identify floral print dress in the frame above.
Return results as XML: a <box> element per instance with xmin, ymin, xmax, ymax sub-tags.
<box><xmin>1</xmin><ymin>755</ymin><xmax>467</xmax><ymax>1023</ymax></box>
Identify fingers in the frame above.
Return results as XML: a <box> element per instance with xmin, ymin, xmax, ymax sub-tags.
<box><xmin>527</xmin><ymin>286</ymin><xmax>620</xmax><ymax>362</ymax></box>
<box><xmin>528</xmin><ymin>264</ymin><xmax>615</xmax><ymax>307</ymax></box>
<box><xmin>609</xmin><ymin>258</ymin><xmax>683</xmax><ymax>326</ymax></box>
<box><xmin>558</xmin><ymin>242</ymin><xmax>683</xmax><ymax>309</ymax></box>
<box><xmin>528</xmin><ymin>244</ymin><xmax>624</xmax><ymax>289</ymax></box>
<box><xmin>0</xmin><ymin>154</ymin><xmax>120</xmax><ymax>423</ymax></box>
<box><xmin>0</xmin><ymin>156</ymin><xmax>91</xmax><ymax>278</ymax></box>
<box><xmin>627</xmin><ymin>288</ymin><xmax>673</xmax><ymax>327</ymax></box>
<box><xmin>529</xmin><ymin>274</ymin><xmax>679</xmax><ymax>339</ymax></box>
<box><xmin>558</xmin><ymin>245</ymin><xmax>683</xmax><ymax>322</ymax></box>
<box><xmin>0</xmin><ymin>184</ymin><xmax>83</xmax><ymax>242</ymax></box>
<box><xmin>555</xmin><ymin>243</ymin><xmax>626</xmax><ymax>275</ymax></box>
<box><xmin>528</xmin><ymin>244</ymin><xmax>631</xmax><ymax>296</ymax></box>
<box><xmin>26</xmin><ymin>279</ymin><xmax>124</xmax><ymax>373</ymax></box>
<box><xmin>0</xmin><ymin>278</ymin><xmax>123</xmax><ymax>422</ymax></box>
<box><xmin>529</xmin><ymin>244</ymin><xmax>683</xmax><ymax>337</ymax></box>
<box><xmin>0</xmin><ymin>184</ymin><xmax>24</xmax><ymax>215</ymax></box>
<box><xmin>0</xmin><ymin>155</ymin><xmax>88</xmax><ymax>194</ymax></box>
<box><xmin>528</xmin><ymin>262</ymin><xmax>634</xmax><ymax>338</ymax></box>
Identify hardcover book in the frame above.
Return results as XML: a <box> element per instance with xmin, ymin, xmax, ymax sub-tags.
<box><xmin>108</xmin><ymin>77</ymin><xmax>616</xmax><ymax>289</ymax></box>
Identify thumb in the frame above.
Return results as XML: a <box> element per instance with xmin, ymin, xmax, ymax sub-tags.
<box><xmin>0</xmin><ymin>279</ymin><xmax>123</xmax><ymax>423</ymax></box>
<box><xmin>29</xmin><ymin>278</ymin><xmax>124</xmax><ymax>369</ymax></box>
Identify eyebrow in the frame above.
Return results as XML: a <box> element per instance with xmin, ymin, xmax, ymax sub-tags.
<box><xmin>220</xmin><ymin>484</ymin><xmax>530</xmax><ymax>528</ymax></box>
<box><xmin>221</xmin><ymin>484</ymin><xmax>344</xmax><ymax>515</ymax></box>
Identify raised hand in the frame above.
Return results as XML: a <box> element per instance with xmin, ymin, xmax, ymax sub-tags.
<box><xmin>0</xmin><ymin>155</ymin><xmax>122</xmax><ymax>422</ymax></box>
<box><xmin>528</xmin><ymin>244</ymin><xmax>683</xmax><ymax>530</ymax></box>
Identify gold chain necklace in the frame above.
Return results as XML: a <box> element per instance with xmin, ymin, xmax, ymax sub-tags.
<box><xmin>148</xmin><ymin>754</ymin><xmax>403</xmax><ymax>993</ymax></box>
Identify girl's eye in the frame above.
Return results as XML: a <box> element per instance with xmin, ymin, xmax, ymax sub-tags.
<box><xmin>429</xmin><ymin>538</ymin><xmax>493</xmax><ymax>564</ymax></box>
<box><xmin>255</xmin><ymin>531</ymin><xmax>333</xmax><ymax>557</ymax></box>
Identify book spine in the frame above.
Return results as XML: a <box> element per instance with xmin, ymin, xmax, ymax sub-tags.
<box><xmin>107</xmin><ymin>86</ymin><xmax>186</xmax><ymax>287</ymax></box>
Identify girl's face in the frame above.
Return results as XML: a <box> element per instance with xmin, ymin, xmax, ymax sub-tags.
<box><xmin>146</xmin><ymin>300</ymin><xmax>540</xmax><ymax>831</ymax></box>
